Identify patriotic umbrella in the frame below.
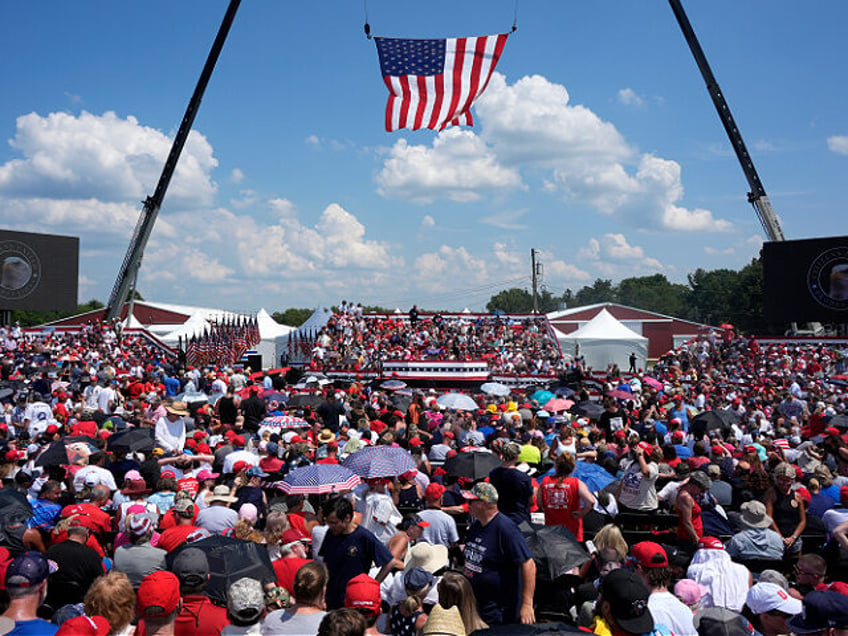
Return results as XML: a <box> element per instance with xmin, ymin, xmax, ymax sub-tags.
<box><xmin>436</xmin><ymin>392</ymin><xmax>478</xmax><ymax>411</ymax></box>
<box><xmin>606</xmin><ymin>389</ymin><xmax>634</xmax><ymax>401</ymax></box>
<box><xmin>342</xmin><ymin>445</ymin><xmax>416</xmax><ymax>479</ymax></box>
<box><xmin>380</xmin><ymin>379</ymin><xmax>408</xmax><ymax>391</ymax></box>
<box><xmin>258</xmin><ymin>415</ymin><xmax>308</xmax><ymax>430</ymax></box>
<box><xmin>480</xmin><ymin>382</ymin><xmax>511</xmax><ymax>397</ymax></box>
<box><xmin>275</xmin><ymin>464</ymin><xmax>361</xmax><ymax>495</ymax></box>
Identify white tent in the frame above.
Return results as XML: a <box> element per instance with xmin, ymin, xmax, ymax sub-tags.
<box><xmin>254</xmin><ymin>308</ymin><xmax>294</xmax><ymax>368</ymax></box>
<box><xmin>558</xmin><ymin>309</ymin><xmax>648</xmax><ymax>371</ymax></box>
<box><xmin>274</xmin><ymin>307</ymin><xmax>333</xmax><ymax>365</ymax></box>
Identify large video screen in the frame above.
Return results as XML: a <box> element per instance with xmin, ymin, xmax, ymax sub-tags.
<box><xmin>763</xmin><ymin>236</ymin><xmax>848</xmax><ymax>323</ymax></box>
<box><xmin>0</xmin><ymin>229</ymin><xmax>79</xmax><ymax>312</ymax></box>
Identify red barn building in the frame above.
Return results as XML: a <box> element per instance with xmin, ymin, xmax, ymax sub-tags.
<box><xmin>547</xmin><ymin>303</ymin><xmax>718</xmax><ymax>360</ymax></box>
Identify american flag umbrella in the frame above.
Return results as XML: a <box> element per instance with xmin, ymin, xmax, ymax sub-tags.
<box><xmin>342</xmin><ymin>445</ymin><xmax>417</xmax><ymax>479</ymax></box>
<box><xmin>274</xmin><ymin>464</ymin><xmax>361</xmax><ymax>495</ymax></box>
<box><xmin>259</xmin><ymin>415</ymin><xmax>308</xmax><ymax>429</ymax></box>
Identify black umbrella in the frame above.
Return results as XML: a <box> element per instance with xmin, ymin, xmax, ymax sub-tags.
<box><xmin>34</xmin><ymin>435</ymin><xmax>96</xmax><ymax>467</ymax></box>
<box><xmin>0</xmin><ymin>488</ymin><xmax>33</xmax><ymax>522</ymax></box>
<box><xmin>824</xmin><ymin>415</ymin><xmax>848</xmax><ymax>429</ymax></box>
<box><xmin>389</xmin><ymin>393</ymin><xmax>413</xmax><ymax>413</ymax></box>
<box><xmin>107</xmin><ymin>428</ymin><xmax>155</xmax><ymax>454</ymax></box>
<box><xmin>691</xmin><ymin>409</ymin><xmax>738</xmax><ymax>434</ymax></box>
<box><xmin>518</xmin><ymin>521</ymin><xmax>590</xmax><ymax>582</ymax></box>
<box><xmin>287</xmin><ymin>394</ymin><xmax>326</xmax><ymax>409</ymax></box>
<box><xmin>551</xmin><ymin>385</ymin><xmax>576</xmax><ymax>398</ymax></box>
<box><xmin>444</xmin><ymin>452</ymin><xmax>502</xmax><ymax>481</ymax></box>
<box><xmin>568</xmin><ymin>400</ymin><xmax>605</xmax><ymax>420</ymax></box>
<box><xmin>167</xmin><ymin>534</ymin><xmax>275</xmax><ymax>605</ymax></box>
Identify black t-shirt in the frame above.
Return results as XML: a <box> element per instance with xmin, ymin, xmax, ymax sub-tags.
<box><xmin>240</xmin><ymin>395</ymin><xmax>267</xmax><ymax>432</ymax></box>
<box><xmin>218</xmin><ymin>395</ymin><xmax>238</xmax><ymax>425</ymax></box>
<box><xmin>316</xmin><ymin>401</ymin><xmax>345</xmax><ymax>433</ymax></box>
<box><xmin>463</xmin><ymin>513</ymin><xmax>532</xmax><ymax>625</ymax></box>
<box><xmin>45</xmin><ymin>540</ymin><xmax>104</xmax><ymax>608</ymax></box>
<box><xmin>319</xmin><ymin>525</ymin><xmax>393</xmax><ymax>609</ymax></box>
<box><xmin>488</xmin><ymin>466</ymin><xmax>533</xmax><ymax>526</ymax></box>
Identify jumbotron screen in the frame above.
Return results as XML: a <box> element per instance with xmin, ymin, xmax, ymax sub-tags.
<box><xmin>763</xmin><ymin>236</ymin><xmax>848</xmax><ymax>323</ymax></box>
<box><xmin>0</xmin><ymin>229</ymin><xmax>79</xmax><ymax>312</ymax></box>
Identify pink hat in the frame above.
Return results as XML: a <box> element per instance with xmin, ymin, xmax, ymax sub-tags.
<box><xmin>674</xmin><ymin>579</ymin><xmax>708</xmax><ymax>606</ymax></box>
<box><xmin>238</xmin><ymin>503</ymin><xmax>258</xmax><ymax>523</ymax></box>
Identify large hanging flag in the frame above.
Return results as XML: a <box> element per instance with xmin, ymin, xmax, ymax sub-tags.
<box><xmin>375</xmin><ymin>33</ymin><xmax>509</xmax><ymax>132</ymax></box>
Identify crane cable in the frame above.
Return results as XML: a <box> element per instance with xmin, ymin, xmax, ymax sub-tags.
<box><xmin>364</xmin><ymin>0</ymin><xmax>518</xmax><ymax>39</ymax></box>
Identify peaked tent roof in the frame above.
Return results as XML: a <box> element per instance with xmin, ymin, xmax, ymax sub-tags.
<box><xmin>567</xmin><ymin>308</ymin><xmax>647</xmax><ymax>341</ymax></box>
<box><xmin>257</xmin><ymin>308</ymin><xmax>294</xmax><ymax>339</ymax></box>
<box><xmin>292</xmin><ymin>307</ymin><xmax>333</xmax><ymax>335</ymax></box>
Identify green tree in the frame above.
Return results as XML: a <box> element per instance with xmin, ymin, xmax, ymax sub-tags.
<box><xmin>271</xmin><ymin>308</ymin><xmax>313</xmax><ymax>327</ymax></box>
<box><xmin>617</xmin><ymin>274</ymin><xmax>688</xmax><ymax>316</ymax></box>
<box><xmin>13</xmin><ymin>299</ymin><xmax>105</xmax><ymax>327</ymax></box>
<box><xmin>486</xmin><ymin>288</ymin><xmax>534</xmax><ymax>313</ymax></box>
<box><xmin>684</xmin><ymin>268</ymin><xmax>740</xmax><ymax>325</ymax></box>
<box><xmin>573</xmin><ymin>279</ymin><xmax>616</xmax><ymax>306</ymax></box>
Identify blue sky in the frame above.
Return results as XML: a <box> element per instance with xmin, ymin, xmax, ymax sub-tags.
<box><xmin>1</xmin><ymin>1</ymin><xmax>847</xmax><ymax>313</ymax></box>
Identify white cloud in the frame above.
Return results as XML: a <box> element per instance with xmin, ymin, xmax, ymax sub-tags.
<box><xmin>827</xmin><ymin>135</ymin><xmax>848</xmax><ymax>155</ymax></box>
<box><xmin>576</xmin><ymin>234</ymin><xmax>663</xmax><ymax>275</ymax></box>
<box><xmin>375</xmin><ymin>128</ymin><xmax>523</xmax><ymax>203</ymax></box>
<box><xmin>373</xmin><ymin>73</ymin><xmax>731</xmax><ymax>232</ymax></box>
<box><xmin>0</xmin><ymin>111</ymin><xmax>217</xmax><ymax>208</ymax></box>
<box><xmin>305</xmin><ymin>135</ymin><xmax>320</xmax><ymax>147</ymax></box>
<box><xmin>480</xmin><ymin>209</ymin><xmax>528</xmax><ymax>230</ymax></box>
<box><xmin>704</xmin><ymin>246</ymin><xmax>735</xmax><ymax>255</ymax></box>
<box><xmin>420</xmin><ymin>215</ymin><xmax>436</xmax><ymax>230</ymax></box>
<box><xmin>493</xmin><ymin>242</ymin><xmax>522</xmax><ymax>266</ymax></box>
<box><xmin>230</xmin><ymin>168</ymin><xmax>244</xmax><ymax>184</ymax></box>
<box><xmin>413</xmin><ymin>245</ymin><xmax>490</xmax><ymax>293</ymax></box>
<box><xmin>617</xmin><ymin>88</ymin><xmax>644</xmax><ymax>107</ymax></box>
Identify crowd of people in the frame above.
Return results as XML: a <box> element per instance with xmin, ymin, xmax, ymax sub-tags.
<box><xmin>1</xmin><ymin>318</ymin><xmax>848</xmax><ymax>635</ymax></box>
<box><xmin>301</xmin><ymin>303</ymin><xmax>567</xmax><ymax>376</ymax></box>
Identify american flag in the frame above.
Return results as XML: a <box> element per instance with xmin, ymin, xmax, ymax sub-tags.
<box><xmin>375</xmin><ymin>33</ymin><xmax>509</xmax><ymax>132</ymax></box>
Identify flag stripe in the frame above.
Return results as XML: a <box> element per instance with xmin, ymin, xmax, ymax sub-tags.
<box><xmin>376</xmin><ymin>33</ymin><xmax>508</xmax><ymax>132</ymax></box>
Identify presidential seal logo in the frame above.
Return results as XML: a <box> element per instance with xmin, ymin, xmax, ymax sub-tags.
<box><xmin>0</xmin><ymin>240</ymin><xmax>42</xmax><ymax>301</ymax></box>
<box><xmin>807</xmin><ymin>246</ymin><xmax>848</xmax><ymax>311</ymax></box>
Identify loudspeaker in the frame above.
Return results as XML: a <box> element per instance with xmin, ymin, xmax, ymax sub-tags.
<box><xmin>246</xmin><ymin>354</ymin><xmax>262</xmax><ymax>373</ymax></box>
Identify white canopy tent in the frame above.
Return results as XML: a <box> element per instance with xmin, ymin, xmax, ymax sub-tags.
<box><xmin>274</xmin><ymin>307</ymin><xmax>333</xmax><ymax>365</ymax></box>
<box><xmin>558</xmin><ymin>309</ymin><xmax>648</xmax><ymax>371</ymax></box>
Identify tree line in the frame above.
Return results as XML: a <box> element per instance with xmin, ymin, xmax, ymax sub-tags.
<box><xmin>11</xmin><ymin>259</ymin><xmax>770</xmax><ymax>333</ymax></box>
<box><xmin>486</xmin><ymin>258</ymin><xmax>768</xmax><ymax>333</ymax></box>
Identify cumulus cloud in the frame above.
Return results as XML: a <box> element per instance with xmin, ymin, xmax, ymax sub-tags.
<box><xmin>375</xmin><ymin>128</ymin><xmax>523</xmax><ymax>203</ymax></box>
<box><xmin>576</xmin><ymin>233</ymin><xmax>663</xmax><ymax>276</ymax></box>
<box><xmin>373</xmin><ymin>73</ymin><xmax>730</xmax><ymax>232</ymax></box>
<box><xmin>230</xmin><ymin>168</ymin><xmax>244</xmax><ymax>184</ymax></box>
<box><xmin>827</xmin><ymin>135</ymin><xmax>848</xmax><ymax>155</ymax></box>
<box><xmin>0</xmin><ymin>111</ymin><xmax>217</xmax><ymax>208</ymax></box>
<box><xmin>413</xmin><ymin>245</ymin><xmax>491</xmax><ymax>293</ymax></box>
<box><xmin>617</xmin><ymin>88</ymin><xmax>644</xmax><ymax>107</ymax></box>
<box><xmin>420</xmin><ymin>215</ymin><xmax>436</xmax><ymax>230</ymax></box>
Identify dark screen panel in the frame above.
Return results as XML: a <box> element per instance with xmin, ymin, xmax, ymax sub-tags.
<box><xmin>763</xmin><ymin>236</ymin><xmax>848</xmax><ymax>323</ymax></box>
<box><xmin>0</xmin><ymin>229</ymin><xmax>79</xmax><ymax>312</ymax></box>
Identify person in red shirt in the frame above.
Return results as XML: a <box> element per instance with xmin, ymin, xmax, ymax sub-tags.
<box><xmin>272</xmin><ymin>529</ymin><xmax>314</xmax><ymax>595</ymax></box>
<box><xmin>536</xmin><ymin>452</ymin><xmax>595</xmax><ymax>542</ymax></box>
<box><xmin>157</xmin><ymin>500</ymin><xmax>201</xmax><ymax>552</ymax></box>
<box><xmin>316</xmin><ymin>442</ymin><xmax>340</xmax><ymax>465</ymax></box>
<box><xmin>170</xmin><ymin>548</ymin><xmax>229</xmax><ymax>636</ymax></box>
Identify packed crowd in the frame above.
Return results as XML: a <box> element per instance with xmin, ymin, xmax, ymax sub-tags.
<box><xmin>303</xmin><ymin>303</ymin><xmax>566</xmax><ymax>376</ymax></box>
<box><xmin>2</xmin><ymin>320</ymin><xmax>848</xmax><ymax>635</ymax></box>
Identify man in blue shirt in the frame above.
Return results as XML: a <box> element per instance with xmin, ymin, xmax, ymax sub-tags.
<box><xmin>319</xmin><ymin>496</ymin><xmax>402</xmax><ymax>610</ymax></box>
<box><xmin>1</xmin><ymin>551</ymin><xmax>59</xmax><ymax>635</ymax></box>
<box><xmin>462</xmin><ymin>482</ymin><xmax>536</xmax><ymax>625</ymax></box>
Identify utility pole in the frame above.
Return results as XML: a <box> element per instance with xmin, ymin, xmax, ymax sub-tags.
<box><xmin>531</xmin><ymin>249</ymin><xmax>539</xmax><ymax>314</ymax></box>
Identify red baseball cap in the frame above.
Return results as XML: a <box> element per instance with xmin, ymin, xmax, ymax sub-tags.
<box><xmin>698</xmin><ymin>536</ymin><xmax>725</xmax><ymax>550</ymax></box>
<box><xmin>55</xmin><ymin>615</ymin><xmax>111</xmax><ymax>636</ymax></box>
<box><xmin>345</xmin><ymin>573</ymin><xmax>381</xmax><ymax>616</ymax></box>
<box><xmin>232</xmin><ymin>461</ymin><xmax>249</xmax><ymax>474</ymax></box>
<box><xmin>408</xmin><ymin>438</ymin><xmax>423</xmax><ymax>447</ymax></box>
<box><xmin>137</xmin><ymin>570</ymin><xmax>180</xmax><ymax>618</ymax></box>
<box><xmin>46</xmin><ymin>424</ymin><xmax>59</xmax><ymax>435</ymax></box>
<box><xmin>442</xmin><ymin>431</ymin><xmax>455</xmax><ymax>439</ymax></box>
<box><xmin>425</xmin><ymin>483</ymin><xmax>446</xmax><ymax>501</ymax></box>
<box><xmin>630</xmin><ymin>541</ymin><xmax>668</xmax><ymax>568</ymax></box>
